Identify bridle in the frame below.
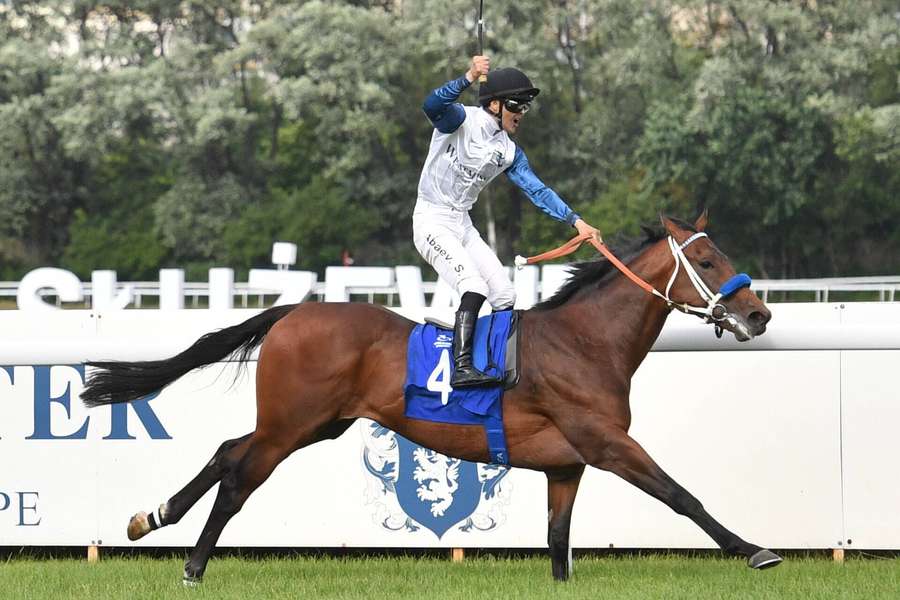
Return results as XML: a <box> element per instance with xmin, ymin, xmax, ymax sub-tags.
<box><xmin>662</xmin><ymin>232</ymin><xmax>752</xmax><ymax>336</ymax></box>
<box><xmin>516</xmin><ymin>232</ymin><xmax>753</xmax><ymax>335</ymax></box>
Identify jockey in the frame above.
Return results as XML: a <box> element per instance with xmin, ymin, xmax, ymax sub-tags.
<box><xmin>413</xmin><ymin>55</ymin><xmax>601</xmax><ymax>388</ymax></box>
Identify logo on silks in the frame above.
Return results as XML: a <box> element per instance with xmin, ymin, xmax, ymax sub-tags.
<box><xmin>434</xmin><ymin>334</ymin><xmax>452</xmax><ymax>349</ymax></box>
<box><xmin>360</xmin><ymin>420</ymin><xmax>510</xmax><ymax>539</ymax></box>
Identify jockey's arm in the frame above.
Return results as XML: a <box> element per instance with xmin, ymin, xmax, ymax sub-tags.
<box><xmin>421</xmin><ymin>75</ymin><xmax>472</xmax><ymax>134</ymax></box>
<box><xmin>505</xmin><ymin>146</ymin><xmax>581</xmax><ymax>227</ymax></box>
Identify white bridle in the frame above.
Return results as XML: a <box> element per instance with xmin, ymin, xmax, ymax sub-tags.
<box><xmin>654</xmin><ymin>232</ymin><xmax>739</xmax><ymax>324</ymax></box>
<box><xmin>516</xmin><ymin>229</ymin><xmax>753</xmax><ymax>334</ymax></box>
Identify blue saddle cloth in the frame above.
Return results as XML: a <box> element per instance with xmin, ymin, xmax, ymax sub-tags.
<box><xmin>404</xmin><ymin>310</ymin><xmax>514</xmax><ymax>465</ymax></box>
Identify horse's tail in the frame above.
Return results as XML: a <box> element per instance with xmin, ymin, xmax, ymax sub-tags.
<box><xmin>81</xmin><ymin>304</ymin><xmax>298</xmax><ymax>408</ymax></box>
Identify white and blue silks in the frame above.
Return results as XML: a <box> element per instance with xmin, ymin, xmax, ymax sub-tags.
<box><xmin>413</xmin><ymin>75</ymin><xmax>580</xmax><ymax>306</ymax></box>
<box><xmin>417</xmin><ymin>75</ymin><xmax>579</xmax><ymax>225</ymax></box>
<box><xmin>404</xmin><ymin>311</ymin><xmax>514</xmax><ymax>465</ymax></box>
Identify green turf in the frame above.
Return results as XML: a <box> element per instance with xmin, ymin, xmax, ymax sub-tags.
<box><xmin>1</xmin><ymin>554</ymin><xmax>898</xmax><ymax>600</ymax></box>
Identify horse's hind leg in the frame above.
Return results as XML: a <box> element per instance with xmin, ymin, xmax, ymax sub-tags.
<box><xmin>546</xmin><ymin>466</ymin><xmax>584</xmax><ymax>581</ymax></box>
<box><xmin>181</xmin><ymin>432</ymin><xmax>291</xmax><ymax>584</ymax></box>
<box><xmin>590</xmin><ymin>427</ymin><xmax>782</xmax><ymax>569</ymax></box>
<box><xmin>127</xmin><ymin>433</ymin><xmax>253</xmax><ymax>541</ymax></box>
<box><xmin>181</xmin><ymin>419</ymin><xmax>353</xmax><ymax>584</ymax></box>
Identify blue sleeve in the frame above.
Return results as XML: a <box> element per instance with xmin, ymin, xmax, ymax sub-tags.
<box><xmin>505</xmin><ymin>147</ymin><xmax>580</xmax><ymax>226</ymax></box>
<box><xmin>422</xmin><ymin>75</ymin><xmax>471</xmax><ymax>134</ymax></box>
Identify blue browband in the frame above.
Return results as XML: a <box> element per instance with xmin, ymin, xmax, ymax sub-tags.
<box><xmin>719</xmin><ymin>273</ymin><xmax>752</xmax><ymax>298</ymax></box>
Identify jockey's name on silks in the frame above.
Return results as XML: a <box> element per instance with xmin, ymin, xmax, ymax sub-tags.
<box><xmin>403</xmin><ymin>310</ymin><xmax>515</xmax><ymax>465</ymax></box>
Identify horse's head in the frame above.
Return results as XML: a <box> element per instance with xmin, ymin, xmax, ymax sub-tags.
<box><xmin>659</xmin><ymin>212</ymin><xmax>771</xmax><ymax>341</ymax></box>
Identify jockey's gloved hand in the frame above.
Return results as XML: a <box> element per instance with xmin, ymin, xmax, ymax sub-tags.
<box><xmin>574</xmin><ymin>219</ymin><xmax>602</xmax><ymax>244</ymax></box>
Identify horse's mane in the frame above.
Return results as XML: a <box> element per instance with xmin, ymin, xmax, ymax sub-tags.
<box><xmin>533</xmin><ymin>218</ymin><xmax>697</xmax><ymax>311</ymax></box>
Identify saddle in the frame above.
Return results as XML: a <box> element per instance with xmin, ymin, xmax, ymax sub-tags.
<box><xmin>404</xmin><ymin>310</ymin><xmax>522</xmax><ymax>465</ymax></box>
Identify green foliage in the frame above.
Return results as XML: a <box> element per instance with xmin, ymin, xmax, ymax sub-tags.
<box><xmin>222</xmin><ymin>176</ymin><xmax>379</xmax><ymax>275</ymax></box>
<box><xmin>0</xmin><ymin>0</ymin><xmax>897</xmax><ymax>280</ymax></box>
<box><xmin>61</xmin><ymin>144</ymin><xmax>172</xmax><ymax>279</ymax></box>
<box><xmin>634</xmin><ymin>0</ymin><xmax>900</xmax><ymax>276</ymax></box>
<box><xmin>63</xmin><ymin>206</ymin><xmax>169</xmax><ymax>280</ymax></box>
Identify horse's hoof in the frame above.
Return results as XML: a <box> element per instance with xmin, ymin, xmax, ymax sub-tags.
<box><xmin>183</xmin><ymin>564</ymin><xmax>204</xmax><ymax>587</ymax></box>
<box><xmin>126</xmin><ymin>512</ymin><xmax>151</xmax><ymax>541</ymax></box>
<box><xmin>748</xmin><ymin>549</ymin><xmax>783</xmax><ymax>570</ymax></box>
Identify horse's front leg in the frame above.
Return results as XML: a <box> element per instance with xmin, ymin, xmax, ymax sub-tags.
<box><xmin>587</xmin><ymin>426</ymin><xmax>782</xmax><ymax>569</ymax></box>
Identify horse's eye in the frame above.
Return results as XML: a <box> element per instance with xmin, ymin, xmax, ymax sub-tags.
<box><xmin>699</xmin><ymin>260</ymin><xmax>714</xmax><ymax>269</ymax></box>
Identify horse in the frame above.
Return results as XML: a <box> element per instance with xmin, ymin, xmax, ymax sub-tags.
<box><xmin>81</xmin><ymin>213</ymin><xmax>780</xmax><ymax>584</ymax></box>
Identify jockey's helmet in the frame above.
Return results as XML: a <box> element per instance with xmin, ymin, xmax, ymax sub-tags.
<box><xmin>478</xmin><ymin>68</ymin><xmax>540</xmax><ymax>106</ymax></box>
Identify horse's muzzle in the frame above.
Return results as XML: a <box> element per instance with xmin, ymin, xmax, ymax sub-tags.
<box><xmin>747</xmin><ymin>308</ymin><xmax>771</xmax><ymax>336</ymax></box>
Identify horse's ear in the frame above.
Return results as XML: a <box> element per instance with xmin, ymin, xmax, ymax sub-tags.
<box><xmin>659</xmin><ymin>214</ymin><xmax>683</xmax><ymax>239</ymax></box>
<box><xmin>694</xmin><ymin>208</ymin><xmax>709</xmax><ymax>232</ymax></box>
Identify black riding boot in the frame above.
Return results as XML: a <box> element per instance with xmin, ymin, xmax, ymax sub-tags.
<box><xmin>450</xmin><ymin>308</ymin><xmax>501</xmax><ymax>388</ymax></box>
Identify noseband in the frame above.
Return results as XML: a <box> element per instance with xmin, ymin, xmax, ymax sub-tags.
<box><xmin>664</xmin><ymin>232</ymin><xmax>752</xmax><ymax>324</ymax></box>
<box><xmin>516</xmin><ymin>232</ymin><xmax>753</xmax><ymax>331</ymax></box>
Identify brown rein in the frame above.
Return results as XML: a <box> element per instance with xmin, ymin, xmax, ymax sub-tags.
<box><xmin>519</xmin><ymin>234</ymin><xmax>656</xmax><ymax>296</ymax></box>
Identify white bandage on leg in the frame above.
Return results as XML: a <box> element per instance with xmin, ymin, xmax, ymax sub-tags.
<box><xmin>147</xmin><ymin>503</ymin><xmax>167</xmax><ymax>530</ymax></box>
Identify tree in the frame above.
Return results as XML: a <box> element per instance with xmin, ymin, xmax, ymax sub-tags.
<box><xmin>0</xmin><ymin>0</ymin><xmax>897</xmax><ymax>281</ymax></box>
<box><xmin>636</xmin><ymin>0</ymin><xmax>900</xmax><ymax>276</ymax></box>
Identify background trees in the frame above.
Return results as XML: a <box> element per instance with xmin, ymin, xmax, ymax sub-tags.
<box><xmin>0</xmin><ymin>0</ymin><xmax>897</xmax><ymax>280</ymax></box>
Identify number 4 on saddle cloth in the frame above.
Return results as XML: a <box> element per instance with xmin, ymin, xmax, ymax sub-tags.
<box><xmin>404</xmin><ymin>310</ymin><xmax>521</xmax><ymax>466</ymax></box>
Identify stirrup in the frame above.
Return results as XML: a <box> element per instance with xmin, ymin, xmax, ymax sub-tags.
<box><xmin>451</xmin><ymin>364</ymin><xmax>502</xmax><ymax>388</ymax></box>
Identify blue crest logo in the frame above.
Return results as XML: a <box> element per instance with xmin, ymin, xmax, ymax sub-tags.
<box><xmin>361</xmin><ymin>421</ymin><xmax>510</xmax><ymax>539</ymax></box>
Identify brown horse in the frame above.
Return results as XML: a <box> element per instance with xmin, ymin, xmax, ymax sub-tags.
<box><xmin>82</xmin><ymin>214</ymin><xmax>780</xmax><ymax>584</ymax></box>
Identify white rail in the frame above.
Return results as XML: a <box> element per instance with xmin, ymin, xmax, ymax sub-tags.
<box><xmin>1</xmin><ymin>303</ymin><xmax>899</xmax><ymax>365</ymax></box>
<box><xmin>0</xmin><ymin>277</ymin><xmax>897</xmax><ymax>308</ymax></box>
<box><xmin>0</xmin><ymin>281</ymin><xmax>429</xmax><ymax>308</ymax></box>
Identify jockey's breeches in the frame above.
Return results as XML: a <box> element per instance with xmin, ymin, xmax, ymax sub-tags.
<box><xmin>413</xmin><ymin>201</ymin><xmax>515</xmax><ymax>310</ymax></box>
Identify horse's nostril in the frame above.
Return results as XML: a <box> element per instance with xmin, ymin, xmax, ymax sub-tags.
<box><xmin>749</xmin><ymin>311</ymin><xmax>770</xmax><ymax>329</ymax></box>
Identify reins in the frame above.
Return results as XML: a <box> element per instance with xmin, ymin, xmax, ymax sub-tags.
<box><xmin>515</xmin><ymin>232</ymin><xmax>753</xmax><ymax>328</ymax></box>
<box><xmin>515</xmin><ymin>233</ymin><xmax>657</xmax><ymax>296</ymax></box>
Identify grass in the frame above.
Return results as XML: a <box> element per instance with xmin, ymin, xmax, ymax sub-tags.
<box><xmin>2</xmin><ymin>553</ymin><xmax>899</xmax><ymax>600</ymax></box>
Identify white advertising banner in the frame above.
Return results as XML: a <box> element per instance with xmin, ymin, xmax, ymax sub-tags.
<box><xmin>0</xmin><ymin>303</ymin><xmax>897</xmax><ymax>549</ymax></box>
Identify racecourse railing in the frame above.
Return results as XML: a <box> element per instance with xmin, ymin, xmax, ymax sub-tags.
<box><xmin>0</xmin><ymin>275</ymin><xmax>898</xmax><ymax>308</ymax></box>
<box><xmin>0</xmin><ymin>281</ymin><xmax>409</xmax><ymax>308</ymax></box>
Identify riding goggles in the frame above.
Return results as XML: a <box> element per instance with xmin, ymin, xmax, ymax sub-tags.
<box><xmin>503</xmin><ymin>98</ymin><xmax>531</xmax><ymax>114</ymax></box>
